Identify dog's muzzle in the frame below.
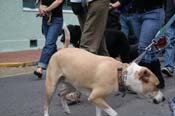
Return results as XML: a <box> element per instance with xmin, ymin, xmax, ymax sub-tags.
<box><xmin>153</xmin><ymin>90</ymin><xmax>165</xmax><ymax>104</ymax></box>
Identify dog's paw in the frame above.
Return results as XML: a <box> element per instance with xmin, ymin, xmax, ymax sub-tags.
<box><xmin>64</xmin><ymin>110</ymin><xmax>71</xmax><ymax>115</ymax></box>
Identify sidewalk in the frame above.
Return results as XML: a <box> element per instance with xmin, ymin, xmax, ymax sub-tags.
<box><xmin>0</xmin><ymin>49</ymin><xmax>165</xmax><ymax>78</ymax></box>
<box><xmin>0</xmin><ymin>49</ymin><xmax>42</xmax><ymax>78</ymax></box>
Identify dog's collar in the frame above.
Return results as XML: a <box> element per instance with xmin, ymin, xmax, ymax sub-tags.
<box><xmin>117</xmin><ymin>67</ymin><xmax>127</xmax><ymax>97</ymax></box>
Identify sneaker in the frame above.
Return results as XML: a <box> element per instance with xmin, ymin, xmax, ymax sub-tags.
<box><xmin>161</xmin><ymin>67</ymin><xmax>174</xmax><ymax>77</ymax></box>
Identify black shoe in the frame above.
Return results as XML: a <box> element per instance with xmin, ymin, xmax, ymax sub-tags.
<box><xmin>161</xmin><ymin>67</ymin><xmax>174</xmax><ymax>77</ymax></box>
<box><xmin>34</xmin><ymin>70</ymin><xmax>42</xmax><ymax>79</ymax></box>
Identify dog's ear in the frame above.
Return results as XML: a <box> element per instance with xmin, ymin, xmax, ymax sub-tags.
<box><xmin>138</xmin><ymin>68</ymin><xmax>150</xmax><ymax>83</ymax></box>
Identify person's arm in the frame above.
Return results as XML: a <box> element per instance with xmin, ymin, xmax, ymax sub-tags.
<box><xmin>38</xmin><ymin>0</ymin><xmax>45</xmax><ymax>16</ymax></box>
<box><xmin>44</xmin><ymin>0</ymin><xmax>63</xmax><ymax>12</ymax></box>
<box><xmin>110</xmin><ymin>0</ymin><xmax>130</xmax><ymax>8</ymax></box>
<box><xmin>110</xmin><ymin>1</ymin><xmax>121</xmax><ymax>8</ymax></box>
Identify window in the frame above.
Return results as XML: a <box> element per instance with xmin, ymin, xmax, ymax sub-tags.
<box><xmin>63</xmin><ymin>0</ymin><xmax>71</xmax><ymax>10</ymax></box>
<box><xmin>23</xmin><ymin>0</ymin><xmax>72</xmax><ymax>12</ymax></box>
<box><xmin>23</xmin><ymin>0</ymin><xmax>38</xmax><ymax>11</ymax></box>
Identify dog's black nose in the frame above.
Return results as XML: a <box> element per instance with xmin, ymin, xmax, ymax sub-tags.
<box><xmin>153</xmin><ymin>99</ymin><xmax>159</xmax><ymax>104</ymax></box>
<box><xmin>162</xmin><ymin>97</ymin><xmax>166</xmax><ymax>102</ymax></box>
<box><xmin>153</xmin><ymin>97</ymin><xmax>166</xmax><ymax>104</ymax></box>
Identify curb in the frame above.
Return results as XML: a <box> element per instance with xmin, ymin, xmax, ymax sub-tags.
<box><xmin>0</xmin><ymin>61</ymin><xmax>37</xmax><ymax>67</ymax></box>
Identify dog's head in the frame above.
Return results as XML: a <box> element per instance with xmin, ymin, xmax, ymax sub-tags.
<box><xmin>124</xmin><ymin>62</ymin><xmax>165</xmax><ymax>104</ymax></box>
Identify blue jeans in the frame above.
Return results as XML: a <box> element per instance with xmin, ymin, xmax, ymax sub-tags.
<box><xmin>129</xmin><ymin>8</ymin><xmax>165</xmax><ymax>62</ymax></box>
<box><xmin>120</xmin><ymin>14</ymin><xmax>134</xmax><ymax>38</ymax></box>
<box><xmin>38</xmin><ymin>17</ymin><xmax>63</xmax><ymax>69</ymax></box>
<box><xmin>164</xmin><ymin>25</ymin><xmax>175</xmax><ymax>70</ymax></box>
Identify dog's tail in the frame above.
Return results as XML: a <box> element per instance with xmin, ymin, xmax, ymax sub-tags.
<box><xmin>63</xmin><ymin>25</ymin><xmax>70</xmax><ymax>48</ymax></box>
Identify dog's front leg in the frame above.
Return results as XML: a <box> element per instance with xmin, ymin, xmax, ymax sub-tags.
<box><xmin>93</xmin><ymin>98</ymin><xmax>118</xmax><ymax>116</ymax></box>
<box><xmin>103</xmin><ymin>107</ymin><xmax>118</xmax><ymax>116</ymax></box>
<box><xmin>44</xmin><ymin>110</ymin><xmax>49</xmax><ymax>116</ymax></box>
<box><xmin>88</xmin><ymin>89</ymin><xmax>118</xmax><ymax>116</ymax></box>
<box><xmin>96</xmin><ymin>106</ymin><xmax>102</xmax><ymax>116</ymax></box>
<box><xmin>60</xmin><ymin>97</ymin><xmax>71</xmax><ymax>114</ymax></box>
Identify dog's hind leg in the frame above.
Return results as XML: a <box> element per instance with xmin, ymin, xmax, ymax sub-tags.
<box><xmin>88</xmin><ymin>89</ymin><xmax>118</xmax><ymax>116</ymax></box>
<box><xmin>44</xmin><ymin>78</ymin><xmax>56</xmax><ymax>116</ymax></box>
<box><xmin>44</xmin><ymin>65</ymin><xmax>63</xmax><ymax>116</ymax></box>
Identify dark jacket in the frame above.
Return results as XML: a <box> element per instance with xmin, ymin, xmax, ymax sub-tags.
<box><xmin>118</xmin><ymin>0</ymin><xmax>164</xmax><ymax>11</ymax></box>
<box><xmin>165</xmin><ymin>0</ymin><xmax>175</xmax><ymax>22</ymax></box>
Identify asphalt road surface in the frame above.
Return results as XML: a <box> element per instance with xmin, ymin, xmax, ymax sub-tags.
<box><xmin>0</xmin><ymin>73</ymin><xmax>175</xmax><ymax>116</ymax></box>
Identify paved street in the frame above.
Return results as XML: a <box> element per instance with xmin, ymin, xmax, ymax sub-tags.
<box><xmin>0</xmin><ymin>72</ymin><xmax>175</xmax><ymax>116</ymax></box>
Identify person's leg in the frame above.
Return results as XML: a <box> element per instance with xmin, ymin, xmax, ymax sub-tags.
<box><xmin>80</xmin><ymin>0</ymin><xmax>109</xmax><ymax>54</ymax></box>
<box><xmin>77</xmin><ymin>7</ymin><xmax>87</xmax><ymax>32</ymax></box>
<box><xmin>139</xmin><ymin>8</ymin><xmax>165</xmax><ymax>88</ymax></box>
<box><xmin>129</xmin><ymin>13</ymin><xmax>142</xmax><ymax>40</ymax></box>
<box><xmin>34</xmin><ymin>17</ymin><xmax>49</xmax><ymax>78</ymax></box>
<box><xmin>35</xmin><ymin>17</ymin><xmax>63</xmax><ymax>78</ymax></box>
<box><xmin>127</xmin><ymin>15</ymin><xmax>138</xmax><ymax>44</ymax></box>
<box><xmin>162</xmin><ymin>25</ymin><xmax>175</xmax><ymax>77</ymax></box>
<box><xmin>138</xmin><ymin>9</ymin><xmax>165</xmax><ymax>56</ymax></box>
<box><xmin>120</xmin><ymin>14</ymin><xmax>130</xmax><ymax>38</ymax></box>
<box><xmin>39</xmin><ymin>17</ymin><xmax>63</xmax><ymax>68</ymax></box>
<box><xmin>98</xmin><ymin>35</ymin><xmax>109</xmax><ymax>56</ymax></box>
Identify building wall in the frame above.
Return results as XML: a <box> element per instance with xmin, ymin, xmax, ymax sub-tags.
<box><xmin>0</xmin><ymin>0</ymin><xmax>79</xmax><ymax>52</ymax></box>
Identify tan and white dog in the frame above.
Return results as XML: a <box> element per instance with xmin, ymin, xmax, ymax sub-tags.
<box><xmin>44</xmin><ymin>48</ymin><xmax>165</xmax><ymax>116</ymax></box>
